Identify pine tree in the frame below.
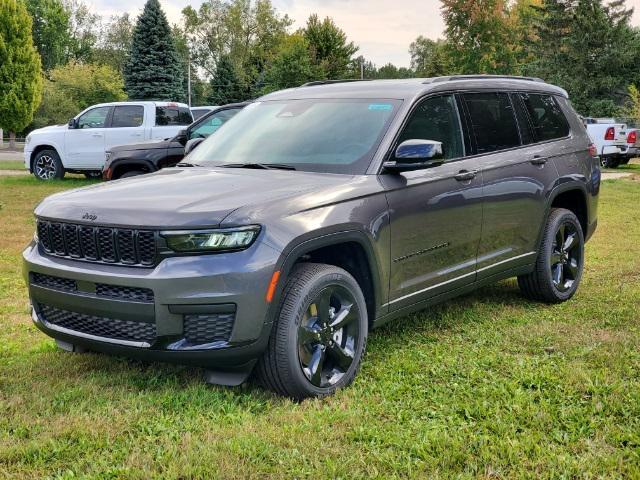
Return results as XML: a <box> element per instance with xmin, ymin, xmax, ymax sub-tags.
<box><xmin>207</xmin><ymin>55</ymin><xmax>246</xmax><ymax>105</ymax></box>
<box><xmin>0</xmin><ymin>0</ymin><xmax>43</xmax><ymax>148</ymax></box>
<box><xmin>124</xmin><ymin>0</ymin><xmax>184</xmax><ymax>101</ymax></box>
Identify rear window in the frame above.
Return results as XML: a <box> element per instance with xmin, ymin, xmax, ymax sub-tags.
<box><xmin>519</xmin><ymin>93</ymin><xmax>569</xmax><ymax>142</ymax></box>
<box><xmin>111</xmin><ymin>105</ymin><xmax>144</xmax><ymax>128</ymax></box>
<box><xmin>155</xmin><ymin>106</ymin><xmax>192</xmax><ymax>126</ymax></box>
<box><xmin>463</xmin><ymin>92</ymin><xmax>520</xmax><ymax>154</ymax></box>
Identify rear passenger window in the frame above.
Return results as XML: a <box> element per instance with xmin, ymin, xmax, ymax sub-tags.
<box><xmin>111</xmin><ymin>105</ymin><xmax>144</xmax><ymax>128</ymax></box>
<box><xmin>511</xmin><ymin>94</ymin><xmax>535</xmax><ymax>145</ymax></box>
<box><xmin>155</xmin><ymin>106</ymin><xmax>193</xmax><ymax>126</ymax></box>
<box><xmin>519</xmin><ymin>93</ymin><xmax>569</xmax><ymax>141</ymax></box>
<box><xmin>397</xmin><ymin>95</ymin><xmax>464</xmax><ymax>160</ymax></box>
<box><xmin>463</xmin><ymin>92</ymin><xmax>520</xmax><ymax>154</ymax></box>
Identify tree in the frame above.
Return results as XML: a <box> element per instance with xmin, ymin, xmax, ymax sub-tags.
<box><xmin>33</xmin><ymin>62</ymin><xmax>126</xmax><ymax>128</ymax></box>
<box><xmin>262</xmin><ymin>34</ymin><xmax>315</xmax><ymax>92</ymax></box>
<box><xmin>208</xmin><ymin>54</ymin><xmax>247</xmax><ymax>104</ymax></box>
<box><xmin>530</xmin><ymin>0</ymin><xmax>640</xmax><ymax>116</ymax></box>
<box><xmin>124</xmin><ymin>0</ymin><xmax>184</xmax><ymax>101</ymax></box>
<box><xmin>183</xmin><ymin>0</ymin><xmax>290</xmax><ymax>95</ymax></box>
<box><xmin>409</xmin><ymin>36</ymin><xmax>453</xmax><ymax>77</ymax></box>
<box><xmin>440</xmin><ymin>0</ymin><xmax>516</xmax><ymax>74</ymax></box>
<box><xmin>93</xmin><ymin>13</ymin><xmax>134</xmax><ymax>74</ymax></box>
<box><xmin>622</xmin><ymin>84</ymin><xmax>640</xmax><ymax>124</ymax></box>
<box><xmin>302</xmin><ymin>14</ymin><xmax>358</xmax><ymax>79</ymax></box>
<box><xmin>63</xmin><ymin>0</ymin><xmax>99</xmax><ymax>63</ymax></box>
<box><xmin>0</xmin><ymin>0</ymin><xmax>43</xmax><ymax>148</ymax></box>
<box><xmin>25</xmin><ymin>0</ymin><xmax>71</xmax><ymax>71</ymax></box>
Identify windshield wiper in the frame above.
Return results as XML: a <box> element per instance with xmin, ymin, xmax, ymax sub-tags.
<box><xmin>176</xmin><ymin>162</ymin><xmax>203</xmax><ymax>168</ymax></box>
<box><xmin>222</xmin><ymin>163</ymin><xmax>296</xmax><ymax>171</ymax></box>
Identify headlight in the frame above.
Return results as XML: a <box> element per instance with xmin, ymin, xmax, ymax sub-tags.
<box><xmin>162</xmin><ymin>226</ymin><xmax>260</xmax><ymax>253</ymax></box>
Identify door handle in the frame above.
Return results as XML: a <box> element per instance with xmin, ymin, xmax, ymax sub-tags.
<box><xmin>91</xmin><ymin>133</ymin><xmax>103</xmax><ymax>138</ymax></box>
<box><xmin>454</xmin><ymin>170</ymin><xmax>478</xmax><ymax>182</ymax></box>
<box><xmin>530</xmin><ymin>155</ymin><xmax>548</xmax><ymax>165</ymax></box>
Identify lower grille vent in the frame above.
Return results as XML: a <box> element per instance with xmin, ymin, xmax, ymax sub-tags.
<box><xmin>184</xmin><ymin>313</ymin><xmax>235</xmax><ymax>344</ymax></box>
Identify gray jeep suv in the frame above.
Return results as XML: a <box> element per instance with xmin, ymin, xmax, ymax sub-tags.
<box><xmin>24</xmin><ymin>76</ymin><xmax>600</xmax><ymax>399</ymax></box>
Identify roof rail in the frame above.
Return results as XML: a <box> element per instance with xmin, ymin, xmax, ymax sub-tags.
<box><xmin>301</xmin><ymin>79</ymin><xmax>371</xmax><ymax>87</ymax></box>
<box><xmin>426</xmin><ymin>75</ymin><xmax>545</xmax><ymax>84</ymax></box>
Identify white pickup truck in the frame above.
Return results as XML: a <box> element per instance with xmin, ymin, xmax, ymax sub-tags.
<box><xmin>24</xmin><ymin>101</ymin><xmax>193</xmax><ymax>180</ymax></box>
<box><xmin>583</xmin><ymin>117</ymin><xmax>629</xmax><ymax>168</ymax></box>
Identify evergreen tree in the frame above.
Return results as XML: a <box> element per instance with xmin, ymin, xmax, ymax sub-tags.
<box><xmin>302</xmin><ymin>14</ymin><xmax>358</xmax><ymax>79</ymax></box>
<box><xmin>262</xmin><ymin>34</ymin><xmax>315</xmax><ymax>93</ymax></box>
<box><xmin>0</xmin><ymin>0</ymin><xmax>43</xmax><ymax>148</ymax></box>
<box><xmin>208</xmin><ymin>54</ymin><xmax>246</xmax><ymax>104</ymax></box>
<box><xmin>124</xmin><ymin>0</ymin><xmax>184</xmax><ymax>101</ymax></box>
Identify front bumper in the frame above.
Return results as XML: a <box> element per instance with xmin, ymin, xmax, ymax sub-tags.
<box><xmin>23</xmin><ymin>240</ymin><xmax>281</xmax><ymax>369</ymax></box>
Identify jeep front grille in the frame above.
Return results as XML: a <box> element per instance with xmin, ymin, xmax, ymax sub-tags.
<box><xmin>37</xmin><ymin>220</ymin><xmax>157</xmax><ymax>267</ymax></box>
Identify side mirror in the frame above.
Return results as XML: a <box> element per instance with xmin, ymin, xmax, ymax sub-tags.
<box><xmin>174</xmin><ymin>129</ymin><xmax>188</xmax><ymax>145</ymax></box>
<box><xmin>68</xmin><ymin>118</ymin><xmax>78</xmax><ymax>129</ymax></box>
<box><xmin>184</xmin><ymin>137</ymin><xmax>205</xmax><ymax>155</ymax></box>
<box><xmin>383</xmin><ymin>139</ymin><xmax>444</xmax><ymax>173</ymax></box>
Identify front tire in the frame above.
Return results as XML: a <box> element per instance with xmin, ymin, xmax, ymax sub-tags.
<box><xmin>256</xmin><ymin>263</ymin><xmax>368</xmax><ymax>399</ymax></box>
<box><xmin>33</xmin><ymin>149</ymin><xmax>64</xmax><ymax>180</ymax></box>
<box><xmin>518</xmin><ymin>208</ymin><xmax>585</xmax><ymax>303</ymax></box>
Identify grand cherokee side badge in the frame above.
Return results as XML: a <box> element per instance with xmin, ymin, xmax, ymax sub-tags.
<box><xmin>82</xmin><ymin>213</ymin><xmax>98</xmax><ymax>221</ymax></box>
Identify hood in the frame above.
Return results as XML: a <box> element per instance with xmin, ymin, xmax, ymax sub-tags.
<box><xmin>109</xmin><ymin>138</ymin><xmax>176</xmax><ymax>153</ymax></box>
<box><xmin>35</xmin><ymin>167</ymin><xmax>360</xmax><ymax>228</ymax></box>
<box><xmin>30</xmin><ymin>124</ymin><xmax>68</xmax><ymax>135</ymax></box>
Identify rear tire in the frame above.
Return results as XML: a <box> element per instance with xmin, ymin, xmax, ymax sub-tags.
<box><xmin>33</xmin><ymin>149</ymin><xmax>64</xmax><ymax>180</ymax></box>
<box><xmin>518</xmin><ymin>208</ymin><xmax>584</xmax><ymax>303</ymax></box>
<box><xmin>256</xmin><ymin>263</ymin><xmax>368</xmax><ymax>400</ymax></box>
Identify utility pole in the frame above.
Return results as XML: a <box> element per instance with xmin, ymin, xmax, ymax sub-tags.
<box><xmin>187</xmin><ymin>50</ymin><xmax>192</xmax><ymax>107</ymax></box>
<box><xmin>360</xmin><ymin>60</ymin><xmax>364</xmax><ymax>80</ymax></box>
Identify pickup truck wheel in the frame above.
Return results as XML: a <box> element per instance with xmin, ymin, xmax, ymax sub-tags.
<box><xmin>33</xmin><ymin>150</ymin><xmax>64</xmax><ymax>180</ymax></box>
<box><xmin>518</xmin><ymin>208</ymin><xmax>584</xmax><ymax>303</ymax></box>
<box><xmin>256</xmin><ymin>263</ymin><xmax>368</xmax><ymax>400</ymax></box>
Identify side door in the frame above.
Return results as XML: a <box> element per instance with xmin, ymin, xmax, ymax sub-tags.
<box><xmin>64</xmin><ymin>106</ymin><xmax>111</xmax><ymax>168</ymax></box>
<box><xmin>382</xmin><ymin>94</ymin><xmax>484</xmax><ymax>311</ymax></box>
<box><xmin>104</xmin><ymin>104</ymin><xmax>146</xmax><ymax>151</ymax></box>
<box><xmin>463</xmin><ymin>91</ymin><xmax>562</xmax><ymax>279</ymax></box>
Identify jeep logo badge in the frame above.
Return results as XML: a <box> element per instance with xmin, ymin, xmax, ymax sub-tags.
<box><xmin>82</xmin><ymin>213</ymin><xmax>98</xmax><ymax>221</ymax></box>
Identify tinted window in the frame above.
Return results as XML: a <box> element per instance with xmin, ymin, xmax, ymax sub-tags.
<box><xmin>191</xmin><ymin>109</ymin><xmax>210</xmax><ymax>120</ymax></box>
<box><xmin>511</xmin><ymin>94</ymin><xmax>535</xmax><ymax>145</ymax></box>
<box><xmin>519</xmin><ymin>93</ymin><xmax>569</xmax><ymax>141</ymax></box>
<box><xmin>397</xmin><ymin>95</ymin><xmax>463</xmax><ymax>160</ymax></box>
<box><xmin>187</xmin><ymin>99</ymin><xmax>400</xmax><ymax>175</ymax></box>
<box><xmin>111</xmin><ymin>105</ymin><xmax>144</xmax><ymax>128</ymax></box>
<box><xmin>77</xmin><ymin>106</ymin><xmax>110</xmax><ymax>129</ymax></box>
<box><xmin>463</xmin><ymin>93</ymin><xmax>520</xmax><ymax>154</ymax></box>
<box><xmin>155</xmin><ymin>106</ymin><xmax>192</xmax><ymax>126</ymax></box>
<box><xmin>189</xmin><ymin>109</ymin><xmax>240</xmax><ymax>140</ymax></box>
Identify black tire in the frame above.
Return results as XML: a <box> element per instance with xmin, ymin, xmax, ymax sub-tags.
<box><xmin>256</xmin><ymin>263</ymin><xmax>368</xmax><ymax>399</ymax></box>
<box><xmin>84</xmin><ymin>171</ymin><xmax>102</xmax><ymax>179</ymax></box>
<box><xmin>32</xmin><ymin>149</ymin><xmax>64</xmax><ymax>180</ymax></box>
<box><xmin>120</xmin><ymin>170</ymin><xmax>145</xmax><ymax>179</ymax></box>
<box><xmin>518</xmin><ymin>208</ymin><xmax>585</xmax><ymax>303</ymax></box>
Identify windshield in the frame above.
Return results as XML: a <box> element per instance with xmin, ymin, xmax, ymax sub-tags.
<box><xmin>187</xmin><ymin>99</ymin><xmax>401</xmax><ymax>174</ymax></box>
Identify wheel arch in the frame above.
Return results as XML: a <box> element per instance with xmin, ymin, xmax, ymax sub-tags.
<box><xmin>269</xmin><ymin>231</ymin><xmax>384</xmax><ymax>328</ymax></box>
<box><xmin>30</xmin><ymin>145</ymin><xmax>61</xmax><ymax>172</ymax></box>
<box><xmin>111</xmin><ymin>160</ymin><xmax>156</xmax><ymax>179</ymax></box>
<box><xmin>537</xmin><ymin>182</ymin><xmax>589</xmax><ymax>251</ymax></box>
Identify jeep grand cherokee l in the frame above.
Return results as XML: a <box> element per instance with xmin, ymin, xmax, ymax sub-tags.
<box><xmin>24</xmin><ymin>76</ymin><xmax>600</xmax><ymax>399</ymax></box>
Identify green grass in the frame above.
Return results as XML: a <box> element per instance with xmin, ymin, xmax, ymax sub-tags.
<box><xmin>1</xmin><ymin>176</ymin><xmax>639</xmax><ymax>479</ymax></box>
<box><xmin>0</xmin><ymin>161</ymin><xmax>24</xmax><ymax>171</ymax></box>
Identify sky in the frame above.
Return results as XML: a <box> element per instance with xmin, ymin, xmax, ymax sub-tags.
<box><xmin>89</xmin><ymin>0</ymin><xmax>640</xmax><ymax>68</ymax></box>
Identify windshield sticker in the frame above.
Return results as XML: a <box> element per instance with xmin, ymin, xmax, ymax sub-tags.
<box><xmin>368</xmin><ymin>104</ymin><xmax>393</xmax><ymax>111</ymax></box>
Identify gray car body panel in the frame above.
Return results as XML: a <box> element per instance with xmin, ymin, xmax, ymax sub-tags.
<box><xmin>23</xmin><ymin>77</ymin><xmax>599</xmax><ymax>373</ymax></box>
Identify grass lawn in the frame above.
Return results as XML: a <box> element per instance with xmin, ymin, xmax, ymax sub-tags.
<box><xmin>0</xmin><ymin>161</ymin><xmax>24</xmax><ymax>171</ymax></box>
<box><xmin>1</xmin><ymin>175</ymin><xmax>639</xmax><ymax>479</ymax></box>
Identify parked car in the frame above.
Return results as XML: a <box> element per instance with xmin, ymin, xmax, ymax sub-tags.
<box><xmin>190</xmin><ymin>106</ymin><xmax>219</xmax><ymax>120</ymax></box>
<box><xmin>621</xmin><ymin>128</ymin><xmax>639</xmax><ymax>165</ymax></box>
<box><xmin>23</xmin><ymin>76</ymin><xmax>599</xmax><ymax>399</ymax></box>
<box><xmin>24</xmin><ymin>101</ymin><xmax>193</xmax><ymax>180</ymax></box>
<box><xmin>583</xmin><ymin>117</ymin><xmax>628</xmax><ymax>168</ymax></box>
<box><xmin>103</xmin><ymin>103</ymin><xmax>247</xmax><ymax>180</ymax></box>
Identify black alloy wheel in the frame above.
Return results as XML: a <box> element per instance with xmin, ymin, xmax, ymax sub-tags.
<box><xmin>297</xmin><ymin>285</ymin><xmax>360</xmax><ymax>388</ymax></box>
<box><xmin>550</xmin><ymin>221</ymin><xmax>582</xmax><ymax>293</ymax></box>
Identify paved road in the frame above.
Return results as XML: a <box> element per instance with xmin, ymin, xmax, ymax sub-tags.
<box><xmin>0</xmin><ymin>151</ymin><xmax>22</xmax><ymax>161</ymax></box>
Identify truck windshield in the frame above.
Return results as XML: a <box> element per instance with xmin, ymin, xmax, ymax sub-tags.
<box><xmin>187</xmin><ymin>99</ymin><xmax>401</xmax><ymax>174</ymax></box>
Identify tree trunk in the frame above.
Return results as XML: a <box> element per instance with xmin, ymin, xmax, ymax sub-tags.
<box><xmin>0</xmin><ymin>128</ymin><xmax>3</xmax><ymax>147</ymax></box>
<box><xmin>9</xmin><ymin>131</ymin><xmax>16</xmax><ymax>150</ymax></box>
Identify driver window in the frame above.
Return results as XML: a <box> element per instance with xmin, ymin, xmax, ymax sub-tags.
<box><xmin>77</xmin><ymin>106</ymin><xmax>110</xmax><ymax>129</ymax></box>
<box><xmin>397</xmin><ymin>95</ymin><xmax>463</xmax><ymax>160</ymax></box>
<box><xmin>189</xmin><ymin>109</ymin><xmax>237</xmax><ymax>140</ymax></box>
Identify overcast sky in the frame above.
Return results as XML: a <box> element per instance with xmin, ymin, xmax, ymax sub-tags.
<box><xmin>89</xmin><ymin>0</ymin><xmax>640</xmax><ymax>68</ymax></box>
